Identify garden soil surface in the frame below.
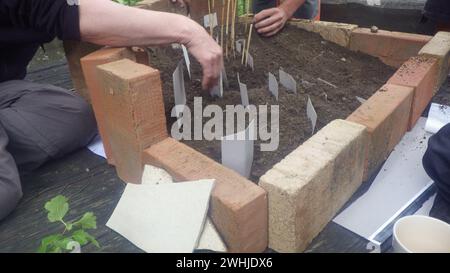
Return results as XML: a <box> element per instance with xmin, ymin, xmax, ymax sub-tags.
<box><xmin>148</xmin><ymin>24</ymin><xmax>395</xmax><ymax>182</ymax></box>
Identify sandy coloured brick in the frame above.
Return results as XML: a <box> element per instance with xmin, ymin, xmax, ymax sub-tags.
<box><xmin>290</xmin><ymin>19</ymin><xmax>358</xmax><ymax>47</ymax></box>
<box><xmin>349</xmin><ymin>28</ymin><xmax>432</xmax><ymax>67</ymax></box>
<box><xmin>259</xmin><ymin>119</ymin><xmax>368</xmax><ymax>253</ymax></box>
<box><xmin>419</xmin><ymin>31</ymin><xmax>450</xmax><ymax>89</ymax></box>
<box><xmin>81</xmin><ymin>47</ymin><xmax>137</xmax><ymax>165</ymax></box>
<box><xmin>388</xmin><ymin>56</ymin><xmax>440</xmax><ymax>129</ymax></box>
<box><xmin>347</xmin><ymin>84</ymin><xmax>414</xmax><ymax>179</ymax></box>
<box><xmin>142</xmin><ymin>138</ymin><xmax>268</xmax><ymax>253</ymax></box>
<box><xmin>97</xmin><ymin>59</ymin><xmax>168</xmax><ymax>184</ymax></box>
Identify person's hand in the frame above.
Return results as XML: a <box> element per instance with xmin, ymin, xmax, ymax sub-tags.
<box><xmin>170</xmin><ymin>0</ymin><xmax>190</xmax><ymax>8</ymax></box>
<box><xmin>184</xmin><ymin>24</ymin><xmax>223</xmax><ymax>91</ymax></box>
<box><xmin>254</xmin><ymin>7</ymin><xmax>289</xmax><ymax>37</ymax></box>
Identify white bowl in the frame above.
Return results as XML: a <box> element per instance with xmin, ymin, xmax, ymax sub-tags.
<box><xmin>392</xmin><ymin>215</ymin><xmax>450</xmax><ymax>253</ymax></box>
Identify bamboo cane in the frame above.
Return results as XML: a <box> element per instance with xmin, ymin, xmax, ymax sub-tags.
<box><xmin>220</xmin><ymin>0</ymin><xmax>225</xmax><ymax>50</ymax></box>
<box><xmin>241</xmin><ymin>39</ymin><xmax>246</xmax><ymax>65</ymax></box>
<box><xmin>208</xmin><ymin>0</ymin><xmax>214</xmax><ymax>36</ymax></box>
<box><xmin>231</xmin><ymin>0</ymin><xmax>237</xmax><ymax>57</ymax></box>
<box><xmin>245</xmin><ymin>23</ymin><xmax>253</xmax><ymax>66</ymax></box>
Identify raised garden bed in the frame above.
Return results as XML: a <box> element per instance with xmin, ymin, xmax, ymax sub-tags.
<box><xmin>149</xmin><ymin>24</ymin><xmax>395</xmax><ymax>181</ymax></box>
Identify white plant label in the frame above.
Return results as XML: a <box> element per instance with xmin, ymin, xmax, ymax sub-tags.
<box><xmin>203</xmin><ymin>13</ymin><xmax>218</xmax><ymax>29</ymax></box>
<box><xmin>237</xmin><ymin>73</ymin><xmax>249</xmax><ymax>107</ymax></box>
<box><xmin>279</xmin><ymin>69</ymin><xmax>297</xmax><ymax>93</ymax></box>
<box><xmin>181</xmin><ymin>45</ymin><xmax>191</xmax><ymax>79</ymax></box>
<box><xmin>210</xmin><ymin>71</ymin><xmax>223</xmax><ymax>98</ymax></box>
<box><xmin>236</xmin><ymin>39</ymin><xmax>245</xmax><ymax>54</ymax></box>
<box><xmin>246</xmin><ymin>53</ymin><xmax>254</xmax><ymax>71</ymax></box>
<box><xmin>221</xmin><ymin>120</ymin><xmax>255</xmax><ymax>178</ymax></box>
<box><xmin>356</xmin><ymin>96</ymin><xmax>367</xmax><ymax>104</ymax></box>
<box><xmin>173</xmin><ymin>61</ymin><xmax>186</xmax><ymax>128</ymax></box>
<box><xmin>268</xmin><ymin>72</ymin><xmax>279</xmax><ymax>101</ymax></box>
<box><xmin>307</xmin><ymin>96</ymin><xmax>318</xmax><ymax>135</ymax></box>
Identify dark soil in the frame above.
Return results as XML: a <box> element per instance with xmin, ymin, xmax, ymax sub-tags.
<box><xmin>148</xmin><ymin>24</ymin><xmax>395</xmax><ymax>182</ymax></box>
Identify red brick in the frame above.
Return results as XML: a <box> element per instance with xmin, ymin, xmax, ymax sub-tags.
<box><xmin>81</xmin><ymin>47</ymin><xmax>136</xmax><ymax>165</ymax></box>
<box><xmin>388</xmin><ymin>56</ymin><xmax>440</xmax><ymax>129</ymax></box>
<box><xmin>142</xmin><ymin>138</ymin><xmax>268</xmax><ymax>253</ymax></box>
<box><xmin>347</xmin><ymin>84</ymin><xmax>414</xmax><ymax>179</ymax></box>
<box><xmin>63</xmin><ymin>41</ymin><xmax>101</xmax><ymax>102</ymax></box>
<box><xmin>349</xmin><ymin>28</ymin><xmax>432</xmax><ymax>67</ymax></box>
<box><xmin>96</xmin><ymin>59</ymin><xmax>168</xmax><ymax>184</ymax></box>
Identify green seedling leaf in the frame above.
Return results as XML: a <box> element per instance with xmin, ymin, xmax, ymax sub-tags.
<box><xmin>73</xmin><ymin>212</ymin><xmax>97</xmax><ymax>230</ymax></box>
<box><xmin>38</xmin><ymin>234</ymin><xmax>63</xmax><ymax>253</ymax></box>
<box><xmin>72</xmin><ymin>230</ymin><xmax>100</xmax><ymax>248</ymax></box>
<box><xmin>44</xmin><ymin>195</ymin><xmax>69</xmax><ymax>223</ymax></box>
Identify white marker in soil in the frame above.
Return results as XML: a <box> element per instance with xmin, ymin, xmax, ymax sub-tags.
<box><xmin>237</xmin><ymin>73</ymin><xmax>249</xmax><ymax>107</ymax></box>
<box><xmin>173</xmin><ymin>60</ymin><xmax>187</xmax><ymax>128</ymax></box>
<box><xmin>279</xmin><ymin>68</ymin><xmax>297</xmax><ymax>93</ymax></box>
<box><xmin>210</xmin><ymin>71</ymin><xmax>224</xmax><ymax>98</ymax></box>
<box><xmin>203</xmin><ymin>12</ymin><xmax>218</xmax><ymax>29</ymax></box>
<box><xmin>356</xmin><ymin>96</ymin><xmax>367</xmax><ymax>104</ymax></box>
<box><xmin>246</xmin><ymin>53</ymin><xmax>254</xmax><ymax>71</ymax></box>
<box><xmin>221</xmin><ymin>119</ymin><xmax>255</xmax><ymax>178</ymax></box>
<box><xmin>268</xmin><ymin>72</ymin><xmax>279</xmax><ymax>101</ymax></box>
<box><xmin>181</xmin><ymin>45</ymin><xmax>191</xmax><ymax>79</ymax></box>
<box><xmin>307</xmin><ymin>96</ymin><xmax>318</xmax><ymax>135</ymax></box>
<box><xmin>236</xmin><ymin>39</ymin><xmax>245</xmax><ymax>54</ymax></box>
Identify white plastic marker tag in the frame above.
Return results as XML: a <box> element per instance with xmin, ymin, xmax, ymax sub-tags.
<box><xmin>268</xmin><ymin>72</ymin><xmax>279</xmax><ymax>100</ymax></box>
<box><xmin>307</xmin><ymin>96</ymin><xmax>318</xmax><ymax>135</ymax></box>
<box><xmin>279</xmin><ymin>68</ymin><xmax>297</xmax><ymax>93</ymax></box>
<box><xmin>210</xmin><ymin>71</ymin><xmax>223</xmax><ymax>98</ymax></box>
<box><xmin>173</xmin><ymin>60</ymin><xmax>186</xmax><ymax>128</ymax></box>
<box><xmin>203</xmin><ymin>13</ymin><xmax>218</xmax><ymax>28</ymax></box>
<box><xmin>181</xmin><ymin>45</ymin><xmax>191</xmax><ymax>79</ymax></box>
<box><xmin>356</xmin><ymin>96</ymin><xmax>367</xmax><ymax>104</ymax></box>
<box><xmin>221</xmin><ymin>119</ymin><xmax>255</xmax><ymax>178</ymax></box>
<box><xmin>222</xmin><ymin>66</ymin><xmax>229</xmax><ymax>88</ymax></box>
<box><xmin>236</xmin><ymin>39</ymin><xmax>245</xmax><ymax>54</ymax></box>
<box><xmin>237</xmin><ymin>73</ymin><xmax>249</xmax><ymax>107</ymax></box>
<box><xmin>246</xmin><ymin>53</ymin><xmax>254</xmax><ymax>71</ymax></box>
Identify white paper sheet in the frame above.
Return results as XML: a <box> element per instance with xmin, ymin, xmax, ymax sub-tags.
<box><xmin>140</xmin><ymin>165</ymin><xmax>227</xmax><ymax>252</ymax></box>
<box><xmin>221</xmin><ymin>120</ymin><xmax>255</xmax><ymax>178</ymax></box>
<box><xmin>279</xmin><ymin>69</ymin><xmax>297</xmax><ymax>93</ymax></box>
<box><xmin>333</xmin><ymin>118</ymin><xmax>433</xmax><ymax>240</ymax></box>
<box><xmin>87</xmin><ymin>134</ymin><xmax>106</xmax><ymax>158</ymax></box>
<box><xmin>307</xmin><ymin>96</ymin><xmax>318</xmax><ymax>135</ymax></box>
<box><xmin>268</xmin><ymin>72</ymin><xmax>279</xmax><ymax>101</ymax></box>
<box><xmin>181</xmin><ymin>45</ymin><xmax>191</xmax><ymax>79</ymax></box>
<box><xmin>425</xmin><ymin>103</ymin><xmax>450</xmax><ymax>134</ymax></box>
<box><xmin>107</xmin><ymin>180</ymin><xmax>215</xmax><ymax>253</ymax></box>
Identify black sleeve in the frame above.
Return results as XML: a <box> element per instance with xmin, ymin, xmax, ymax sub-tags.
<box><xmin>0</xmin><ymin>0</ymin><xmax>80</xmax><ymax>41</ymax></box>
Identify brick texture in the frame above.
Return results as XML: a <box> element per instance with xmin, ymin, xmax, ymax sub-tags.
<box><xmin>349</xmin><ymin>28</ymin><xmax>432</xmax><ymax>67</ymax></box>
<box><xmin>96</xmin><ymin>59</ymin><xmax>168</xmax><ymax>183</ymax></box>
<box><xmin>347</xmin><ymin>84</ymin><xmax>414</xmax><ymax>179</ymax></box>
<box><xmin>419</xmin><ymin>31</ymin><xmax>450</xmax><ymax>89</ymax></box>
<box><xmin>260</xmin><ymin>120</ymin><xmax>368</xmax><ymax>252</ymax></box>
<box><xmin>142</xmin><ymin>138</ymin><xmax>268</xmax><ymax>253</ymax></box>
<box><xmin>388</xmin><ymin>56</ymin><xmax>440</xmax><ymax>129</ymax></box>
<box><xmin>81</xmin><ymin>47</ymin><xmax>137</xmax><ymax>165</ymax></box>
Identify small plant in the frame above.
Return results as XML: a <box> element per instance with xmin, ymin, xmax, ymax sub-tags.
<box><xmin>37</xmin><ymin>195</ymin><xmax>99</xmax><ymax>253</ymax></box>
<box><xmin>112</xmin><ymin>0</ymin><xmax>140</xmax><ymax>6</ymax></box>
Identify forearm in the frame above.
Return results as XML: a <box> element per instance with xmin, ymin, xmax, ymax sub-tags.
<box><xmin>279</xmin><ymin>0</ymin><xmax>306</xmax><ymax>17</ymax></box>
<box><xmin>79</xmin><ymin>0</ymin><xmax>204</xmax><ymax>47</ymax></box>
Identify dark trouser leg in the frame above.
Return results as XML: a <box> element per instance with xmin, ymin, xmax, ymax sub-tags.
<box><xmin>423</xmin><ymin>124</ymin><xmax>450</xmax><ymax>203</ymax></box>
<box><xmin>0</xmin><ymin>80</ymin><xmax>97</xmax><ymax>220</ymax></box>
<box><xmin>0</xmin><ymin>125</ymin><xmax>22</xmax><ymax>220</ymax></box>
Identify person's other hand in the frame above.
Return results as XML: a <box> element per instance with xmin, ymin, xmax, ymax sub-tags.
<box><xmin>170</xmin><ymin>0</ymin><xmax>190</xmax><ymax>8</ymax></box>
<box><xmin>184</xmin><ymin>25</ymin><xmax>223</xmax><ymax>91</ymax></box>
<box><xmin>254</xmin><ymin>7</ymin><xmax>289</xmax><ymax>37</ymax></box>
